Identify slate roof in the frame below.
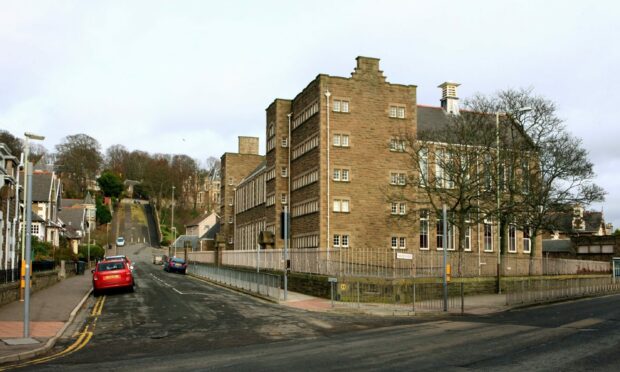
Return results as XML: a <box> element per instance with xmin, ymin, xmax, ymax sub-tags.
<box><xmin>546</xmin><ymin>211</ymin><xmax>604</xmax><ymax>234</ymax></box>
<box><xmin>31</xmin><ymin>211</ymin><xmax>45</xmax><ymax>223</ymax></box>
<box><xmin>542</xmin><ymin>239</ymin><xmax>573</xmax><ymax>253</ymax></box>
<box><xmin>172</xmin><ymin>235</ymin><xmax>200</xmax><ymax>250</ymax></box>
<box><xmin>186</xmin><ymin>213</ymin><xmax>210</xmax><ymax>227</ymax></box>
<box><xmin>62</xmin><ymin>199</ymin><xmax>83</xmax><ymax>208</ymax></box>
<box><xmin>31</xmin><ymin>173</ymin><xmax>53</xmax><ymax>202</ymax></box>
<box><xmin>58</xmin><ymin>207</ymin><xmax>85</xmax><ymax>229</ymax></box>
<box><xmin>200</xmin><ymin>222</ymin><xmax>220</xmax><ymax>240</ymax></box>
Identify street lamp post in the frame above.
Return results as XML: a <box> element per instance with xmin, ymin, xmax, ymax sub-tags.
<box><xmin>22</xmin><ymin>131</ymin><xmax>45</xmax><ymax>340</ymax></box>
<box><xmin>171</xmin><ymin>186</ymin><xmax>176</xmax><ymax>255</ymax></box>
<box><xmin>495</xmin><ymin>107</ymin><xmax>531</xmax><ymax>293</ymax></box>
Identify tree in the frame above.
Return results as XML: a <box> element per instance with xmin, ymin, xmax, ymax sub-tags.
<box><xmin>96</xmin><ymin>196</ymin><xmax>112</xmax><ymax>225</ymax></box>
<box><xmin>395</xmin><ymin>88</ymin><xmax>605</xmax><ymax>275</ymax></box>
<box><xmin>105</xmin><ymin>144</ymin><xmax>129</xmax><ymax>175</ymax></box>
<box><xmin>97</xmin><ymin>171</ymin><xmax>124</xmax><ymax>198</ymax></box>
<box><xmin>0</xmin><ymin>130</ymin><xmax>22</xmax><ymax>156</ymax></box>
<box><xmin>496</xmin><ymin>89</ymin><xmax>605</xmax><ymax>267</ymax></box>
<box><xmin>55</xmin><ymin>134</ymin><xmax>103</xmax><ymax>197</ymax></box>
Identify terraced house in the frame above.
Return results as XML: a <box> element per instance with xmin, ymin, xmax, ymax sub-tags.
<box><xmin>220</xmin><ymin>57</ymin><xmax>541</xmax><ymax>271</ymax></box>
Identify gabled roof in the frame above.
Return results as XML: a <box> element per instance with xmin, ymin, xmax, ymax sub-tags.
<box><xmin>201</xmin><ymin>222</ymin><xmax>221</xmax><ymax>240</ymax></box>
<box><xmin>31</xmin><ymin>173</ymin><xmax>53</xmax><ymax>202</ymax></box>
<box><xmin>58</xmin><ymin>207</ymin><xmax>85</xmax><ymax>229</ymax></box>
<box><xmin>31</xmin><ymin>211</ymin><xmax>45</xmax><ymax>223</ymax></box>
<box><xmin>172</xmin><ymin>235</ymin><xmax>200</xmax><ymax>249</ymax></box>
<box><xmin>84</xmin><ymin>192</ymin><xmax>95</xmax><ymax>205</ymax></box>
<box><xmin>62</xmin><ymin>199</ymin><xmax>83</xmax><ymax>208</ymax></box>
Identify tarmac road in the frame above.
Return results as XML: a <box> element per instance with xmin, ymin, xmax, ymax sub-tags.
<box><xmin>23</xmin><ymin>242</ymin><xmax>423</xmax><ymax>371</ymax></box>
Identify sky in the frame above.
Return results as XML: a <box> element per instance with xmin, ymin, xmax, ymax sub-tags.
<box><xmin>1</xmin><ymin>0</ymin><xmax>619</xmax><ymax>226</ymax></box>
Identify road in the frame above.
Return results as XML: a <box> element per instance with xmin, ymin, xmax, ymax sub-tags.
<box><xmin>14</xmin><ymin>201</ymin><xmax>620</xmax><ymax>371</ymax></box>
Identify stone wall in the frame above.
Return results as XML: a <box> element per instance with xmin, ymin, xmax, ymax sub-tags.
<box><xmin>0</xmin><ymin>270</ymin><xmax>63</xmax><ymax>308</ymax></box>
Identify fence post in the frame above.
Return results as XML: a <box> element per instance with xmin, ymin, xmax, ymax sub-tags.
<box><xmin>357</xmin><ymin>281</ymin><xmax>360</xmax><ymax>309</ymax></box>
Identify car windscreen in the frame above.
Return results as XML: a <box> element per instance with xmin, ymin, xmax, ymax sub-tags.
<box><xmin>98</xmin><ymin>262</ymin><xmax>126</xmax><ymax>271</ymax></box>
<box><xmin>171</xmin><ymin>258</ymin><xmax>185</xmax><ymax>263</ymax></box>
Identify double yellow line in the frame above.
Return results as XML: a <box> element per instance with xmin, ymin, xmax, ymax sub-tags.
<box><xmin>91</xmin><ymin>296</ymin><xmax>106</xmax><ymax>317</ymax></box>
<box><xmin>1</xmin><ymin>295</ymin><xmax>105</xmax><ymax>370</ymax></box>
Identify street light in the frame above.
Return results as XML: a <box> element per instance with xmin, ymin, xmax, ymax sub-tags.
<box><xmin>171</xmin><ymin>185</ymin><xmax>176</xmax><ymax>256</ymax></box>
<box><xmin>22</xmin><ymin>131</ymin><xmax>45</xmax><ymax>340</ymax></box>
<box><xmin>495</xmin><ymin>107</ymin><xmax>531</xmax><ymax>293</ymax></box>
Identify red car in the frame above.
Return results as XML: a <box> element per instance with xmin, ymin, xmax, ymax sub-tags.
<box><xmin>92</xmin><ymin>259</ymin><xmax>134</xmax><ymax>297</ymax></box>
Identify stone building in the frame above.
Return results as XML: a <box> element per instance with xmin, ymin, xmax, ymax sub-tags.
<box><xmin>221</xmin><ymin>57</ymin><xmax>541</xmax><ymax>261</ymax></box>
<box><xmin>219</xmin><ymin>137</ymin><xmax>264</xmax><ymax>249</ymax></box>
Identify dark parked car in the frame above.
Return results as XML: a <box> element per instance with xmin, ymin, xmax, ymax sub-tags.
<box><xmin>164</xmin><ymin>257</ymin><xmax>187</xmax><ymax>274</ymax></box>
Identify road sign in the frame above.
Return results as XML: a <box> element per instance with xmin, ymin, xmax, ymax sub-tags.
<box><xmin>396</xmin><ymin>252</ymin><xmax>413</xmax><ymax>260</ymax></box>
<box><xmin>340</xmin><ymin>283</ymin><xmax>347</xmax><ymax>291</ymax></box>
<box><xmin>328</xmin><ymin>277</ymin><xmax>338</xmax><ymax>283</ymax></box>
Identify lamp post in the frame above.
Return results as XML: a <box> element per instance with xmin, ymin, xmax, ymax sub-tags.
<box><xmin>22</xmin><ymin>131</ymin><xmax>45</xmax><ymax>340</ymax></box>
<box><xmin>171</xmin><ymin>185</ymin><xmax>176</xmax><ymax>255</ymax></box>
<box><xmin>495</xmin><ymin>107</ymin><xmax>531</xmax><ymax>293</ymax></box>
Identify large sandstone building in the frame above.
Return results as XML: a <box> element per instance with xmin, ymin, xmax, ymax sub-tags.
<box><xmin>220</xmin><ymin>57</ymin><xmax>540</xmax><ymax>262</ymax></box>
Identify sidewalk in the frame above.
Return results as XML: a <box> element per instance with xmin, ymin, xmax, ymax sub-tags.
<box><xmin>0</xmin><ymin>273</ymin><xmax>92</xmax><ymax>364</ymax></box>
<box><xmin>279</xmin><ymin>291</ymin><xmax>509</xmax><ymax>316</ymax></box>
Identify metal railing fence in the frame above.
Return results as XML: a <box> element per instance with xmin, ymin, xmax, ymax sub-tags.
<box><xmin>505</xmin><ymin>277</ymin><xmax>620</xmax><ymax>305</ymax></box>
<box><xmin>188</xmin><ymin>262</ymin><xmax>281</xmax><ymax>301</ymax></box>
<box><xmin>219</xmin><ymin>248</ymin><xmax>610</xmax><ymax>278</ymax></box>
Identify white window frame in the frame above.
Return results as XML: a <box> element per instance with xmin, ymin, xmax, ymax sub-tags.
<box><xmin>341</xmin><ymin>234</ymin><xmax>349</xmax><ymax>248</ymax></box>
<box><xmin>333</xmin><ymin>134</ymin><xmax>341</xmax><ymax>147</ymax></box>
<box><xmin>391</xmin><ymin>236</ymin><xmax>398</xmax><ymax>249</ymax></box>
<box><xmin>399</xmin><ymin>237</ymin><xmax>406</xmax><ymax>249</ymax></box>
<box><xmin>484</xmin><ymin>222</ymin><xmax>493</xmax><ymax>252</ymax></box>
<box><xmin>333</xmin><ymin>234</ymin><xmax>340</xmax><ymax>248</ymax></box>
<box><xmin>333</xmin><ymin>169</ymin><xmax>341</xmax><ymax>181</ymax></box>
<box><xmin>281</xmin><ymin>167</ymin><xmax>288</xmax><ymax>177</ymax></box>
<box><xmin>523</xmin><ymin>227</ymin><xmax>531</xmax><ymax>253</ymax></box>
<box><xmin>281</xmin><ymin>193</ymin><xmax>287</xmax><ymax>205</ymax></box>
<box><xmin>509</xmin><ymin>224</ymin><xmax>517</xmax><ymax>253</ymax></box>
<box><xmin>420</xmin><ymin>209</ymin><xmax>429</xmax><ymax>250</ymax></box>
<box><xmin>281</xmin><ymin>137</ymin><xmax>288</xmax><ymax>147</ymax></box>
<box><xmin>341</xmin><ymin>169</ymin><xmax>349</xmax><ymax>182</ymax></box>
<box><xmin>341</xmin><ymin>135</ymin><xmax>349</xmax><ymax>147</ymax></box>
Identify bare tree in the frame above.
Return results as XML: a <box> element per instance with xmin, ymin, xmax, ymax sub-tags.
<box><xmin>55</xmin><ymin>134</ymin><xmax>103</xmax><ymax>197</ymax></box>
<box><xmin>497</xmin><ymin>89</ymin><xmax>605</xmax><ymax>266</ymax></box>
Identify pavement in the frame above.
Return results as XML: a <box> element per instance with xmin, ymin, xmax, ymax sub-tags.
<box><xmin>0</xmin><ymin>273</ymin><xmax>92</xmax><ymax>364</ymax></box>
<box><xmin>279</xmin><ymin>290</ymin><xmax>509</xmax><ymax>316</ymax></box>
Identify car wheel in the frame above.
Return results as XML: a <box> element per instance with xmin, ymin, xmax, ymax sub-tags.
<box><xmin>93</xmin><ymin>289</ymin><xmax>100</xmax><ymax>297</ymax></box>
<box><xmin>128</xmin><ymin>285</ymin><xmax>134</xmax><ymax>293</ymax></box>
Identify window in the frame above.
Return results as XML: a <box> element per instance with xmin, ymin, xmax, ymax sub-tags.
<box><xmin>228</xmin><ymin>197</ymin><xmax>234</xmax><ymax>206</ymax></box>
<box><xmin>228</xmin><ymin>216</ymin><xmax>233</xmax><ymax>224</ymax></box>
<box><xmin>281</xmin><ymin>193</ymin><xmax>287</xmax><ymax>205</ymax></box>
<box><xmin>333</xmin><ymin>99</ymin><xmax>350</xmax><ymax>113</ymax></box>
<box><xmin>390</xmin><ymin>138</ymin><xmax>406</xmax><ymax>152</ymax></box>
<box><xmin>419</xmin><ymin>148</ymin><xmax>428</xmax><ymax>186</ymax></box>
<box><xmin>391</xmin><ymin>236</ymin><xmax>406</xmax><ymax>249</ymax></box>
<box><xmin>333</xmin><ymin>199</ymin><xmax>350</xmax><ymax>212</ymax></box>
<box><xmin>391</xmin><ymin>202</ymin><xmax>406</xmax><ymax>215</ymax></box>
<box><xmin>342</xmin><ymin>234</ymin><xmax>349</xmax><ymax>248</ymax></box>
<box><xmin>228</xmin><ymin>237</ymin><xmax>233</xmax><ymax>244</ymax></box>
<box><xmin>509</xmin><ymin>225</ymin><xmax>517</xmax><ymax>253</ymax></box>
<box><xmin>420</xmin><ymin>210</ymin><xmax>429</xmax><ymax>250</ymax></box>
<box><xmin>281</xmin><ymin>137</ymin><xmax>288</xmax><ymax>147</ymax></box>
<box><xmin>483</xmin><ymin>154</ymin><xmax>492</xmax><ymax>191</ymax></box>
<box><xmin>333</xmin><ymin>134</ymin><xmax>350</xmax><ymax>147</ymax></box>
<box><xmin>267</xmin><ymin>123</ymin><xmax>275</xmax><ymax>137</ymax></box>
<box><xmin>522</xmin><ymin>160</ymin><xmax>530</xmax><ymax>194</ymax></box>
<box><xmin>523</xmin><ymin>227</ymin><xmax>531</xmax><ymax>253</ymax></box>
<box><xmin>31</xmin><ymin>224</ymin><xmax>39</xmax><ymax>235</ymax></box>
<box><xmin>436</xmin><ymin>214</ymin><xmax>444</xmax><ymax>250</ymax></box>
<box><xmin>281</xmin><ymin>167</ymin><xmax>288</xmax><ymax>177</ymax></box>
<box><xmin>435</xmin><ymin>150</ymin><xmax>454</xmax><ymax>188</ymax></box>
<box><xmin>484</xmin><ymin>221</ymin><xmax>493</xmax><ymax>252</ymax></box>
<box><xmin>390</xmin><ymin>172</ymin><xmax>406</xmax><ymax>185</ymax></box>
<box><xmin>333</xmin><ymin>234</ymin><xmax>350</xmax><ymax>248</ymax></box>
<box><xmin>333</xmin><ymin>168</ymin><xmax>350</xmax><ymax>182</ymax></box>
<box><xmin>389</xmin><ymin>105</ymin><xmax>405</xmax><ymax>118</ymax></box>
<box><xmin>464</xmin><ymin>225</ymin><xmax>471</xmax><ymax>251</ymax></box>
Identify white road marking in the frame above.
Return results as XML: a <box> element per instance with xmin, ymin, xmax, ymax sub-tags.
<box><xmin>149</xmin><ymin>272</ymin><xmax>207</xmax><ymax>295</ymax></box>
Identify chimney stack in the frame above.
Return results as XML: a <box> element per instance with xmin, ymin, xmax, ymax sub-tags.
<box><xmin>438</xmin><ymin>82</ymin><xmax>460</xmax><ymax>115</ymax></box>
